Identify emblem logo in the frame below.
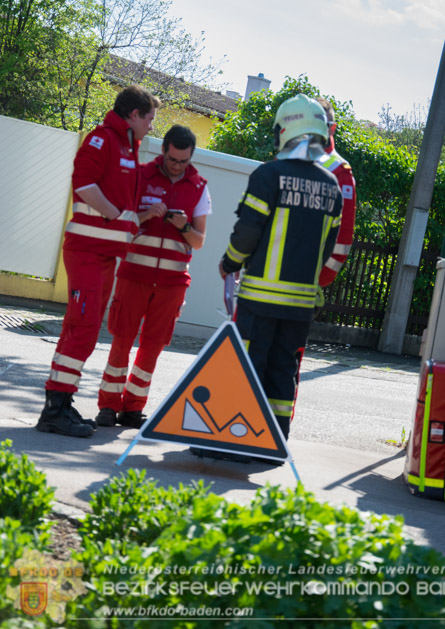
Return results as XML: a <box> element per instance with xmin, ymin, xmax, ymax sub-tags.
<box><xmin>89</xmin><ymin>135</ymin><xmax>104</xmax><ymax>150</ymax></box>
<box><xmin>20</xmin><ymin>582</ymin><xmax>48</xmax><ymax>616</ymax></box>
<box><xmin>342</xmin><ymin>184</ymin><xmax>353</xmax><ymax>199</ymax></box>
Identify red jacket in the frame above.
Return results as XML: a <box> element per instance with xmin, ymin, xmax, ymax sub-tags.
<box><xmin>118</xmin><ymin>155</ymin><xmax>207</xmax><ymax>286</ymax></box>
<box><xmin>64</xmin><ymin>111</ymin><xmax>141</xmax><ymax>258</ymax></box>
<box><xmin>317</xmin><ymin>136</ymin><xmax>356</xmax><ymax>287</ymax></box>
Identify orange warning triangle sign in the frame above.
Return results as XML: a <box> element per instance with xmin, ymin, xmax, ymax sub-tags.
<box><xmin>138</xmin><ymin>322</ymin><xmax>289</xmax><ymax>461</ymax></box>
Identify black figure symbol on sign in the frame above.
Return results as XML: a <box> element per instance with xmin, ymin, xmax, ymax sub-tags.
<box><xmin>181</xmin><ymin>385</ymin><xmax>265</xmax><ymax>438</ymax></box>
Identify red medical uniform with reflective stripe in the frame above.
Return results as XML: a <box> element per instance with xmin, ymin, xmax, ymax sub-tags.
<box><xmin>118</xmin><ymin>155</ymin><xmax>207</xmax><ymax>287</ymax></box>
<box><xmin>318</xmin><ymin>136</ymin><xmax>356</xmax><ymax>287</ymax></box>
<box><xmin>98</xmin><ymin>155</ymin><xmax>209</xmax><ymax>412</ymax></box>
<box><xmin>45</xmin><ymin>110</ymin><xmax>141</xmax><ymax>393</ymax></box>
<box><xmin>65</xmin><ymin>110</ymin><xmax>141</xmax><ymax>259</ymax></box>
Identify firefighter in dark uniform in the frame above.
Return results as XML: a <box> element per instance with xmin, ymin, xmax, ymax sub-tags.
<box><xmin>217</xmin><ymin>94</ymin><xmax>343</xmax><ymax>458</ymax></box>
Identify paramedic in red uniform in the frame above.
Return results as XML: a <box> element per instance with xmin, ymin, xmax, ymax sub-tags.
<box><xmin>36</xmin><ymin>85</ymin><xmax>161</xmax><ymax>438</ymax></box>
<box><xmin>96</xmin><ymin>124</ymin><xmax>211</xmax><ymax>428</ymax></box>
<box><xmin>316</xmin><ymin>97</ymin><xmax>356</xmax><ymax>287</ymax></box>
<box><xmin>193</xmin><ymin>95</ymin><xmax>342</xmax><ymax>464</ymax></box>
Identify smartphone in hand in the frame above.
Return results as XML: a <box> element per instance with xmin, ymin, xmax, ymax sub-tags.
<box><xmin>163</xmin><ymin>209</ymin><xmax>183</xmax><ymax>221</ymax></box>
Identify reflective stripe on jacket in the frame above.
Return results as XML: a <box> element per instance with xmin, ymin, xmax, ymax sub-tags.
<box><xmin>64</xmin><ymin>111</ymin><xmax>141</xmax><ymax>258</ymax></box>
<box><xmin>317</xmin><ymin>137</ymin><xmax>356</xmax><ymax>286</ymax></box>
<box><xmin>222</xmin><ymin>158</ymin><xmax>342</xmax><ymax>321</ymax></box>
<box><xmin>118</xmin><ymin>155</ymin><xmax>207</xmax><ymax>287</ymax></box>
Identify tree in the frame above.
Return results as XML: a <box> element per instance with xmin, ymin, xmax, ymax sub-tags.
<box><xmin>377</xmin><ymin>102</ymin><xmax>427</xmax><ymax>155</ymax></box>
<box><xmin>0</xmin><ymin>0</ymin><xmax>67</xmax><ymax>119</ymax></box>
<box><xmin>0</xmin><ymin>0</ymin><xmax>225</xmax><ymax>131</ymax></box>
<box><xmin>376</xmin><ymin>101</ymin><xmax>445</xmax><ymax>162</ymax></box>
<box><xmin>208</xmin><ymin>74</ymin><xmax>353</xmax><ymax>162</ymax></box>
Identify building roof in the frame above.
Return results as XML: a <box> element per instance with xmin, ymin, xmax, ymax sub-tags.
<box><xmin>105</xmin><ymin>55</ymin><xmax>239</xmax><ymax>120</ymax></box>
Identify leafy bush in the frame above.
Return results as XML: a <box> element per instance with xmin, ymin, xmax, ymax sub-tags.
<box><xmin>0</xmin><ymin>442</ymin><xmax>54</xmax><ymax>626</ymax></box>
<box><xmin>0</xmin><ymin>518</ymin><xmax>51</xmax><ymax>625</ymax></box>
<box><xmin>68</xmin><ymin>476</ymin><xmax>445</xmax><ymax>627</ymax></box>
<box><xmin>0</xmin><ymin>620</ymin><xmax>47</xmax><ymax>629</ymax></box>
<box><xmin>79</xmin><ymin>469</ymin><xmax>210</xmax><ymax>545</ymax></box>
<box><xmin>0</xmin><ymin>440</ymin><xmax>54</xmax><ymax>528</ymax></box>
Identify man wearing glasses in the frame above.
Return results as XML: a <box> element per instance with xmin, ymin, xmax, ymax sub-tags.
<box><xmin>96</xmin><ymin>124</ymin><xmax>211</xmax><ymax>428</ymax></box>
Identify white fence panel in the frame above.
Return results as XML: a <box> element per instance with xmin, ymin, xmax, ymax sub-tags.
<box><xmin>0</xmin><ymin>116</ymin><xmax>78</xmax><ymax>278</ymax></box>
<box><xmin>140</xmin><ymin>136</ymin><xmax>260</xmax><ymax>333</ymax></box>
<box><xmin>0</xmin><ymin>120</ymin><xmax>260</xmax><ymax>334</ymax></box>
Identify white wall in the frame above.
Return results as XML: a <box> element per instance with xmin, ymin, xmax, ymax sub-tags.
<box><xmin>140</xmin><ymin>136</ymin><xmax>261</xmax><ymax>335</ymax></box>
<box><xmin>0</xmin><ymin>116</ymin><xmax>78</xmax><ymax>278</ymax></box>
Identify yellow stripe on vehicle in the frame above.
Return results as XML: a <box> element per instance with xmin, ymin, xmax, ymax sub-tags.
<box><xmin>407</xmin><ymin>474</ymin><xmax>444</xmax><ymax>489</ymax></box>
<box><xmin>420</xmin><ymin>372</ymin><xmax>434</xmax><ymax>492</ymax></box>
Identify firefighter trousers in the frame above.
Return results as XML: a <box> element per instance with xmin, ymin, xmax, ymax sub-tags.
<box><xmin>235</xmin><ymin>302</ymin><xmax>310</xmax><ymax>440</ymax></box>
<box><xmin>45</xmin><ymin>249</ymin><xmax>117</xmax><ymax>393</ymax></box>
<box><xmin>98</xmin><ymin>277</ymin><xmax>187</xmax><ymax>412</ymax></box>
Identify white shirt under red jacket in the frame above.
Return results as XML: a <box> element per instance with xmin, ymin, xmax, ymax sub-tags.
<box><xmin>117</xmin><ymin>155</ymin><xmax>210</xmax><ymax>287</ymax></box>
<box><xmin>317</xmin><ymin>135</ymin><xmax>356</xmax><ymax>287</ymax></box>
<box><xmin>64</xmin><ymin>110</ymin><xmax>141</xmax><ymax>259</ymax></box>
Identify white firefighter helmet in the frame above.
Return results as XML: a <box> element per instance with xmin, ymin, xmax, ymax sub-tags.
<box><xmin>273</xmin><ymin>94</ymin><xmax>328</xmax><ymax>152</ymax></box>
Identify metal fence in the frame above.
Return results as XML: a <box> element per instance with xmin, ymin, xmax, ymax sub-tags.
<box><xmin>317</xmin><ymin>239</ymin><xmax>438</xmax><ymax>336</ymax></box>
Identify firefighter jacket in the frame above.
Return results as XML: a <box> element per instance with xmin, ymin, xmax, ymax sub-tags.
<box><xmin>118</xmin><ymin>155</ymin><xmax>207</xmax><ymax>287</ymax></box>
<box><xmin>222</xmin><ymin>158</ymin><xmax>342</xmax><ymax>321</ymax></box>
<box><xmin>64</xmin><ymin>110</ymin><xmax>141</xmax><ymax>258</ymax></box>
<box><xmin>317</xmin><ymin>136</ymin><xmax>356</xmax><ymax>287</ymax></box>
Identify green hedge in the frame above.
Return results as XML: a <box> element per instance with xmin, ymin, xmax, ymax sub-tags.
<box><xmin>3</xmin><ymin>440</ymin><xmax>445</xmax><ymax>627</ymax></box>
<box><xmin>65</xmin><ymin>472</ymin><xmax>445</xmax><ymax>628</ymax></box>
<box><xmin>80</xmin><ymin>469</ymin><xmax>210</xmax><ymax>545</ymax></box>
<box><xmin>0</xmin><ymin>441</ymin><xmax>54</xmax><ymax>625</ymax></box>
<box><xmin>0</xmin><ymin>440</ymin><xmax>54</xmax><ymax>527</ymax></box>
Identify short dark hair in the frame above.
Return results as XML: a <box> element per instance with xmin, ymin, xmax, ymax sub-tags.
<box><xmin>316</xmin><ymin>97</ymin><xmax>335</xmax><ymax>124</ymax></box>
<box><xmin>163</xmin><ymin>125</ymin><xmax>196</xmax><ymax>154</ymax></box>
<box><xmin>113</xmin><ymin>85</ymin><xmax>161</xmax><ymax>119</ymax></box>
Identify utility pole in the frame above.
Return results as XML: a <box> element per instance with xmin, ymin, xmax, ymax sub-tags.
<box><xmin>378</xmin><ymin>41</ymin><xmax>445</xmax><ymax>355</ymax></box>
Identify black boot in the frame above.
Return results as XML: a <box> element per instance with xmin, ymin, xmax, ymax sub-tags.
<box><xmin>96</xmin><ymin>408</ymin><xmax>117</xmax><ymax>427</ymax></box>
<box><xmin>117</xmin><ymin>411</ymin><xmax>146</xmax><ymax>429</ymax></box>
<box><xmin>36</xmin><ymin>391</ymin><xmax>94</xmax><ymax>437</ymax></box>
<box><xmin>69</xmin><ymin>395</ymin><xmax>97</xmax><ymax>429</ymax></box>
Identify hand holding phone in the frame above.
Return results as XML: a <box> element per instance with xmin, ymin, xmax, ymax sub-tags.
<box><xmin>163</xmin><ymin>209</ymin><xmax>183</xmax><ymax>221</ymax></box>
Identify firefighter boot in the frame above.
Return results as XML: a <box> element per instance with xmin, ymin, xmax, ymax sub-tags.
<box><xmin>36</xmin><ymin>391</ymin><xmax>94</xmax><ymax>437</ymax></box>
<box><xmin>70</xmin><ymin>395</ymin><xmax>97</xmax><ymax>429</ymax></box>
<box><xmin>117</xmin><ymin>411</ymin><xmax>146</xmax><ymax>429</ymax></box>
<box><xmin>96</xmin><ymin>408</ymin><xmax>117</xmax><ymax>427</ymax></box>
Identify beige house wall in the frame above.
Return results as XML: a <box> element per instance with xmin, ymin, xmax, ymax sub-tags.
<box><xmin>154</xmin><ymin>107</ymin><xmax>216</xmax><ymax>149</ymax></box>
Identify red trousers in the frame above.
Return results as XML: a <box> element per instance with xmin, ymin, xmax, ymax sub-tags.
<box><xmin>45</xmin><ymin>249</ymin><xmax>116</xmax><ymax>393</ymax></box>
<box><xmin>98</xmin><ymin>277</ymin><xmax>187</xmax><ymax>412</ymax></box>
